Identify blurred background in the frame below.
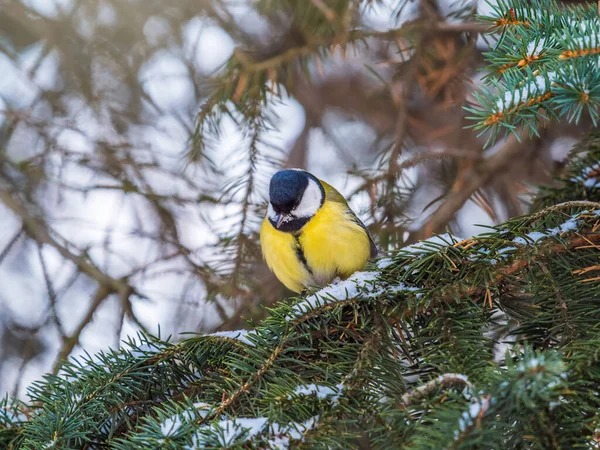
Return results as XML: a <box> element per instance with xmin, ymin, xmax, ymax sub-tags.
<box><xmin>0</xmin><ymin>0</ymin><xmax>594</xmax><ymax>397</ymax></box>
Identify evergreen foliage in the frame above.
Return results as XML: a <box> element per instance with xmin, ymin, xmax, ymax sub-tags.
<box><xmin>534</xmin><ymin>131</ymin><xmax>600</xmax><ymax>209</ymax></box>
<box><xmin>1</xmin><ymin>1</ymin><xmax>599</xmax><ymax>449</ymax></box>
<box><xmin>2</xmin><ymin>157</ymin><xmax>599</xmax><ymax>448</ymax></box>
<box><xmin>469</xmin><ymin>0</ymin><xmax>600</xmax><ymax>144</ymax></box>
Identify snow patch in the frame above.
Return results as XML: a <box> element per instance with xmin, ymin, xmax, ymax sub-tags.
<box><xmin>526</xmin><ymin>38</ymin><xmax>546</xmax><ymax>56</ymax></box>
<box><xmin>285</xmin><ymin>271</ymin><xmax>380</xmax><ymax>320</ymax></box>
<box><xmin>187</xmin><ymin>415</ymin><xmax>320</xmax><ymax>449</ymax></box>
<box><xmin>266</xmin><ymin>416</ymin><xmax>320</xmax><ymax>449</ymax></box>
<box><xmin>161</xmin><ymin>403</ymin><xmax>213</xmax><ymax>436</ymax></box>
<box><xmin>454</xmin><ymin>397</ymin><xmax>493</xmax><ymax>438</ymax></box>
<box><xmin>571</xmin><ymin>163</ymin><xmax>600</xmax><ymax>189</ymax></box>
<box><xmin>213</xmin><ymin>417</ymin><xmax>266</xmax><ymax>446</ymax></box>
<box><xmin>388</xmin><ymin>283</ymin><xmax>423</xmax><ymax>298</ymax></box>
<box><xmin>205</xmin><ymin>330</ymin><xmax>256</xmax><ymax>347</ymax></box>
<box><xmin>496</xmin><ymin>72</ymin><xmax>555</xmax><ymax>113</ymax></box>
<box><xmin>376</xmin><ymin>258</ymin><xmax>394</xmax><ymax>269</ymax></box>
<box><xmin>289</xmin><ymin>384</ymin><xmax>343</xmax><ymax>403</ymax></box>
<box><xmin>513</xmin><ymin>215</ymin><xmax>582</xmax><ymax>246</ymax></box>
<box><xmin>400</xmin><ymin>233</ymin><xmax>463</xmax><ymax>254</ymax></box>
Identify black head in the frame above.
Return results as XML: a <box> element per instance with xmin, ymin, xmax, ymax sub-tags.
<box><xmin>267</xmin><ymin>169</ymin><xmax>325</xmax><ymax>232</ymax></box>
<box><xmin>269</xmin><ymin>170</ymin><xmax>309</xmax><ymax>214</ymax></box>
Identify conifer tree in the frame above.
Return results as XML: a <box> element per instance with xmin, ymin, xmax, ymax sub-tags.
<box><xmin>1</xmin><ymin>0</ymin><xmax>600</xmax><ymax>449</ymax></box>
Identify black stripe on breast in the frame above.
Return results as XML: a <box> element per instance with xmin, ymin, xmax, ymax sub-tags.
<box><xmin>294</xmin><ymin>235</ymin><xmax>313</xmax><ymax>275</ymax></box>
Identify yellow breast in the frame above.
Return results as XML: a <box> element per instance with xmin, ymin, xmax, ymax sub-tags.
<box><xmin>260</xmin><ymin>199</ymin><xmax>372</xmax><ymax>293</ymax></box>
<box><xmin>260</xmin><ymin>217</ymin><xmax>311</xmax><ymax>293</ymax></box>
<box><xmin>299</xmin><ymin>200</ymin><xmax>371</xmax><ymax>284</ymax></box>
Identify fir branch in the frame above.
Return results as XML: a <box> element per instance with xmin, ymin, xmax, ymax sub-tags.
<box><xmin>534</xmin><ymin>132</ymin><xmax>600</xmax><ymax>209</ymax></box>
<box><xmin>4</xmin><ymin>197</ymin><xmax>600</xmax><ymax>448</ymax></box>
<box><xmin>469</xmin><ymin>0</ymin><xmax>600</xmax><ymax>142</ymax></box>
<box><xmin>401</xmin><ymin>373</ymin><xmax>472</xmax><ymax>406</ymax></box>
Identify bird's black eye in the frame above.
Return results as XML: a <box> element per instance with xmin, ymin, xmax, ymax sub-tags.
<box><xmin>271</xmin><ymin>200</ymin><xmax>295</xmax><ymax>215</ymax></box>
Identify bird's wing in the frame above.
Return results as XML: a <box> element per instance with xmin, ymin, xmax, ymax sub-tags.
<box><xmin>319</xmin><ymin>180</ymin><xmax>378</xmax><ymax>259</ymax></box>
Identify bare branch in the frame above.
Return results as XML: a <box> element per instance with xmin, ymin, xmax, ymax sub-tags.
<box><xmin>402</xmin><ymin>373</ymin><xmax>472</xmax><ymax>406</ymax></box>
<box><xmin>410</xmin><ymin>133</ymin><xmax>528</xmax><ymax>242</ymax></box>
<box><xmin>0</xmin><ymin>189</ymin><xmax>135</xmax><ymax>296</ymax></box>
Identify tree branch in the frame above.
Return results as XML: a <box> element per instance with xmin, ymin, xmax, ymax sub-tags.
<box><xmin>402</xmin><ymin>373</ymin><xmax>472</xmax><ymax>406</ymax></box>
<box><xmin>410</xmin><ymin>133</ymin><xmax>527</xmax><ymax>242</ymax></box>
<box><xmin>0</xmin><ymin>189</ymin><xmax>134</xmax><ymax>295</ymax></box>
<box><xmin>0</xmin><ymin>188</ymin><xmax>141</xmax><ymax>368</ymax></box>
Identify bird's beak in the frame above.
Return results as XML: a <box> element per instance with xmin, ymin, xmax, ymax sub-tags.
<box><xmin>275</xmin><ymin>214</ymin><xmax>285</xmax><ymax>229</ymax></box>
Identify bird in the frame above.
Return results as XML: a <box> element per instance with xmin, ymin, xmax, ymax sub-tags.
<box><xmin>260</xmin><ymin>169</ymin><xmax>377</xmax><ymax>293</ymax></box>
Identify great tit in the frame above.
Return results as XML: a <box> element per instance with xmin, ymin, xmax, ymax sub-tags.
<box><xmin>260</xmin><ymin>169</ymin><xmax>377</xmax><ymax>293</ymax></box>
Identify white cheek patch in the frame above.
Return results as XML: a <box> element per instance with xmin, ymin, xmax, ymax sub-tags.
<box><xmin>293</xmin><ymin>178</ymin><xmax>323</xmax><ymax>218</ymax></box>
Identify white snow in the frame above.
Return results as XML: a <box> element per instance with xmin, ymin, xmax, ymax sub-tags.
<box><xmin>403</xmin><ymin>373</ymin><xmax>471</xmax><ymax>406</ymax></box>
<box><xmin>190</xmin><ymin>417</ymin><xmax>268</xmax><ymax>448</ymax></box>
<box><xmin>496</xmin><ymin>72</ymin><xmax>556</xmax><ymax>113</ymax></box>
<box><xmin>285</xmin><ymin>271</ymin><xmax>380</xmax><ymax>320</ymax></box>
<box><xmin>387</xmin><ymin>283</ymin><xmax>423</xmax><ymax>299</ymax></box>
<box><xmin>288</xmin><ymin>384</ymin><xmax>343</xmax><ymax>403</ymax></box>
<box><xmin>376</xmin><ymin>258</ymin><xmax>394</xmax><ymax>269</ymax></box>
<box><xmin>187</xmin><ymin>415</ymin><xmax>320</xmax><ymax>449</ymax></box>
<box><xmin>526</xmin><ymin>39</ymin><xmax>546</xmax><ymax>56</ymax></box>
<box><xmin>516</xmin><ymin>355</ymin><xmax>566</xmax><ymax>393</ymax></box>
<box><xmin>513</xmin><ymin>231</ymin><xmax>547</xmax><ymax>245</ymax></box>
<box><xmin>439</xmin><ymin>373</ymin><xmax>469</xmax><ymax>383</ymax></box>
<box><xmin>389</xmin><ymin>283</ymin><xmax>421</xmax><ymax>293</ymax></box>
<box><xmin>571</xmin><ymin>164</ymin><xmax>600</xmax><ymax>189</ymax></box>
<box><xmin>522</xmin><ymin>356</ymin><xmax>541</xmax><ymax>369</ymax></box>
<box><xmin>284</xmin><ymin>211</ymin><xmax>592</xmax><ymax>322</ymax></box>
<box><xmin>562</xmin><ymin>18</ymin><xmax>599</xmax><ymax>35</ymax></box>
<box><xmin>569</xmin><ymin>34</ymin><xmax>600</xmax><ymax>51</ymax></box>
<box><xmin>205</xmin><ymin>330</ymin><xmax>256</xmax><ymax>347</ymax></box>
<box><xmin>161</xmin><ymin>415</ymin><xmax>184</xmax><ymax>436</ymax></box>
<box><xmin>161</xmin><ymin>402</ymin><xmax>213</xmax><ymax>436</ymax></box>
<box><xmin>495</xmin><ymin>16</ymin><xmax>600</xmax><ymax>113</ymax></box>
<box><xmin>400</xmin><ymin>233</ymin><xmax>463</xmax><ymax>254</ymax></box>
<box><xmin>41</xmin><ymin>440</ymin><xmax>59</xmax><ymax>450</ymax></box>
<box><xmin>217</xmin><ymin>418</ymin><xmax>267</xmax><ymax>445</ymax></box>
<box><xmin>266</xmin><ymin>416</ymin><xmax>320</xmax><ymax>449</ymax></box>
<box><xmin>513</xmin><ymin>215</ymin><xmax>582</xmax><ymax>246</ymax></box>
<box><xmin>585</xmin><ymin>177</ymin><xmax>600</xmax><ymax>189</ymax></box>
<box><xmin>497</xmin><ymin>246</ymin><xmax>517</xmax><ymax>255</ymax></box>
<box><xmin>455</xmin><ymin>397</ymin><xmax>494</xmax><ymax>437</ymax></box>
<box><xmin>129</xmin><ymin>341</ymin><xmax>160</xmax><ymax>358</ymax></box>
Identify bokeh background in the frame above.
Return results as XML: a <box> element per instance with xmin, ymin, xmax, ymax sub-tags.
<box><xmin>0</xmin><ymin>0</ymin><xmax>594</xmax><ymax>397</ymax></box>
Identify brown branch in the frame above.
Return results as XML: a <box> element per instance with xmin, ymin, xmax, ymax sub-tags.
<box><xmin>311</xmin><ymin>0</ymin><xmax>336</xmax><ymax>22</ymax></box>
<box><xmin>402</xmin><ymin>373</ymin><xmax>472</xmax><ymax>406</ymax></box>
<box><xmin>0</xmin><ymin>189</ymin><xmax>141</xmax><ymax>368</ymax></box>
<box><xmin>527</xmin><ymin>200</ymin><xmax>600</xmax><ymax>221</ymax></box>
<box><xmin>0</xmin><ymin>189</ymin><xmax>133</xmax><ymax>295</ymax></box>
<box><xmin>52</xmin><ymin>285</ymin><xmax>110</xmax><ymax>374</ymax></box>
<box><xmin>0</xmin><ymin>227</ymin><xmax>23</xmax><ymax>266</ymax></box>
<box><xmin>411</xmin><ymin>133</ymin><xmax>526</xmax><ymax>242</ymax></box>
<box><xmin>200</xmin><ymin>341</ymin><xmax>286</xmax><ymax>424</ymax></box>
<box><xmin>404</xmin><ymin>227</ymin><xmax>600</xmax><ymax>318</ymax></box>
<box><xmin>347</xmin><ymin>149</ymin><xmax>482</xmax><ymax>200</ymax></box>
<box><xmin>37</xmin><ymin>243</ymin><xmax>66</xmax><ymax>339</ymax></box>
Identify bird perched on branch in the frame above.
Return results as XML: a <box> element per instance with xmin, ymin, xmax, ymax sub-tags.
<box><xmin>260</xmin><ymin>169</ymin><xmax>377</xmax><ymax>293</ymax></box>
